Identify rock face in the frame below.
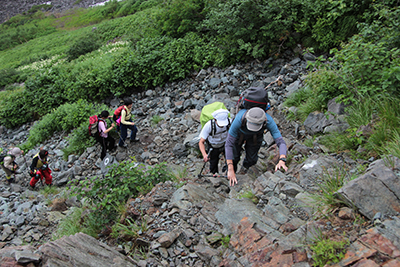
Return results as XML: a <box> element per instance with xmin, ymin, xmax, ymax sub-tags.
<box><xmin>0</xmin><ymin>0</ymin><xmax>109</xmax><ymax>24</ymax></box>
<box><xmin>39</xmin><ymin>233</ymin><xmax>136</xmax><ymax>267</ymax></box>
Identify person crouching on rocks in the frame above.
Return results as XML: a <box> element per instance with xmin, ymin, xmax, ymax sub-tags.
<box><xmin>29</xmin><ymin>149</ymin><xmax>52</xmax><ymax>189</ymax></box>
<box><xmin>1</xmin><ymin>147</ymin><xmax>24</xmax><ymax>185</ymax></box>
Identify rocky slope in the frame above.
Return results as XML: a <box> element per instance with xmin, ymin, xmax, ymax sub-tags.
<box><xmin>0</xmin><ymin>0</ymin><xmax>109</xmax><ymax>24</ymax></box>
<box><xmin>1</xmin><ymin>49</ymin><xmax>400</xmax><ymax>266</ymax></box>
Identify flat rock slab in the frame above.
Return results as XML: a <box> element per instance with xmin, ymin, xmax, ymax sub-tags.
<box><xmin>39</xmin><ymin>233</ymin><xmax>136</xmax><ymax>267</ymax></box>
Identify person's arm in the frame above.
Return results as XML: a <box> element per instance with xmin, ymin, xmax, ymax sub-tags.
<box><xmin>30</xmin><ymin>157</ymin><xmax>38</xmax><ymax>172</ymax></box>
<box><xmin>225</xmin><ymin>133</ymin><xmax>237</xmax><ymax>186</ymax></box>
<box><xmin>199</xmin><ymin>138</ymin><xmax>209</xmax><ymax>162</ymax></box>
<box><xmin>265</xmin><ymin>114</ymin><xmax>288</xmax><ymax>172</ymax></box>
<box><xmin>100</xmin><ymin>121</ymin><xmax>115</xmax><ymax>134</ymax></box>
<box><xmin>199</xmin><ymin>122</ymin><xmax>212</xmax><ymax>162</ymax></box>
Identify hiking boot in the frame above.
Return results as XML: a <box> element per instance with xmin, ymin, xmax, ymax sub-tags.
<box><xmin>119</xmin><ymin>143</ymin><xmax>128</xmax><ymax>148</ymax></box>
<box><xmin>237</xmin><ymin>166</ymin><xmax>248</xmax><ymax>175</ymax></box>
<box><xmin>131</xmin><ymin>138</ymin><xmax>140</xmax><ymax>143</ymax></box>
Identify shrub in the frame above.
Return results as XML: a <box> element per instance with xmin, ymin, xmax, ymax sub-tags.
<box><xmin>0</xmin><ymin>88</ymin><xmax>28</xmax><ymax>128</ymax></box>
<box><xmin>0</xmin><ymin>68</ymin><xmax>20</xmax><ymax>88</ymax></box>
<box><xmin>309</xmin><ymin>229</ymin><xmax>349</xmax><ymax>267</ymax></box>
<box><xmin>70</xmin><ymin>161</ymin><xmax>173</xmax><ymax>217</ymax></box>
<box><xmin>21</xmin><ymin>100</ymin><xmax>109</xmax><ymax>151</ymax></box>
<box><xmin>156</xmin><ymin>0</ymin><xmax>206</xmax><ymax>38</ymax></box>
<box><xmin>66</xmin><ymin>33</ymin><xmax>101</xmax><ymax>61</ymax></box>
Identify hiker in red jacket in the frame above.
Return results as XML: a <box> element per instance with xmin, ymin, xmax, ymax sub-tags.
<box><xmin>29</xmin><ymin>149</ymin><xmax>52</xmax><ymax>189</ymax></box>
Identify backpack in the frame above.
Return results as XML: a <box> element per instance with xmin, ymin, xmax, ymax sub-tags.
<box><xmin>200</xmin><ymin>102</ymin><xmax>231</xmax><ymax>136</ymax></box>
<box><xmin>236</xmin><ymin>87</ymin><xmax>270</xmax><ymax>113</ymax></box>
<box><xmin>0</xmin><ymin>154</ymin><xmax>14</xmax><ymax>165</ymax></box>
<box><xmin>88</xmin><ymin>115</ymin><xmax>100</xmax><ymax>137</ymax></box>
<box><xmin>113</xmin><ymin>106</ymin><xmax>127</xmax><ymax>123</ymax></box>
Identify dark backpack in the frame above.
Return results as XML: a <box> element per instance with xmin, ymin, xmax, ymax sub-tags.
<box><xmin>236</xmin><ymin>87</ymin><xmax>270</xmax><ymax>113</ymax></box>
<box><xmin>88</xmin><ymin>115</ymin><xmax>100</xmax><ymax>137</ymax></box>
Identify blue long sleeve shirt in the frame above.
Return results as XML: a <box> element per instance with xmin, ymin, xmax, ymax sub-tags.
<box><xmin>225</xmin><ymin>109</ymin><xmax>287</xmax><ymax>160</ymax></box>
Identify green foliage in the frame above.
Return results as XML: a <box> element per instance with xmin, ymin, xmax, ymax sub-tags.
<box><xmin>62</xmin><ymin>123</ymin><xmax>97</xmax><ymax>160</ymax></box>
<box><xmin>111</xmin><ymin>217</ymin><xmax>148</xmax><ymax>239</ymax></box>
<box><xmin>239</xmin><ymin>190</ymin><xmax>258</xmax><ymax>204</ymax></box>
<box><xmin>309</xmin><ymin>166</ymin><xmax>347</xmax><ymax>217</ymax></box>
<box><xmin>66</xmin><ymin>33</ymin><xmax>101</xmax><ymax>61</ymax></box>
<box><xmin>21</xmin><ymin>100</ymin><xmax>108</xmax><ymax>151</ymax></box>
<box><xmin>283</xmin><ymin>68</ymin><xmax>341</xmax><ymax>122</ymax></box>
<box><xmin>386</xmin><ymin>131</ymin><xmax>400</xmax><ymax>159</ymax></box>
<box><xmin>0</xmin><ymin>87</ymin><xmax>28</xmax><ymax>128</ymax></box>
<box><xmin>112</xmin><ymin>33</ymin><xmax>219</xmax><ymax>90</ymax></box>
<box><xmin>156</xmin><ymin>0</ymin><xmax>205</xmax><ymax>38</ymax></box>
<box><xmin>202</xmin><ymin>0</ymin><xmax>299</xmax><ymax>58</ymax></box>
<box><xmin>151</xmin><ymin>115</ymin><xmax>164</xmax><ymax>125</ymax></box>
<box><xmin>0</xmin><ymin>68</ymin><xmax>20</xmax><ymax>88</ymax></box>
<box><xmin>309</xmin><ymin>230</ymin><xmax>348</xmax><ymax>267</ymax></box>
<box><xmin>70</xmin><ymin>161</ymin><xmax>173</xmax><ymax>217</ymax></box>
<box><xmin>221</xmin><ymin>235</ymin><xmax>231</xmax><ymax>248</ymax></box>
<box><xmin>295</xmin><ymin>0</ymin><xmax>369</xmax><ymax>50</ymax></box>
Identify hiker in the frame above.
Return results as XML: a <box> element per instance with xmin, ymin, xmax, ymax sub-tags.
<box><xmin>97</xmin><ymin>110</ymin><xmax>116</xmax><ymax>160</ymax></box>
<box><xmin>117</xmin><ymin>98</ymin><xmax>139</xmax><ymax>148</ymax></box>
<box><xmin>225</xmin><ymin>107</ymin><xmax>288</xmax><ymax>186</ymax></box>
<box><xmin>29</xmin><ymin>149</ymin><xmax>52</xmax><ymax>189</ymax></box>
<box><xmin>199</xmin><ymin>109</ymin><xmax>232</xmax><ymax>174</ymax></box>
<box><xmin>1</xmin><ymin>147</ymin><xmax>24</xmax><ymax>184</ymax></box>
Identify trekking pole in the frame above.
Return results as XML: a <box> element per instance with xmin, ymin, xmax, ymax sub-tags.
<box><xmin>198</xmin><ymin>148</ymin><xmax>213</xmax><ymax>178</ymax></box>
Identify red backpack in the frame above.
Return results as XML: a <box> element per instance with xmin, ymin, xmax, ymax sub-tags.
<box><xmin>88</xmin><ymin>115</ymin><xmax>99</xmax><ymax>137</ymax></box>
<box><xmin>113</xmin><ymin>106</ymin><xmax>127</xmax><ymax>124</ymax></box>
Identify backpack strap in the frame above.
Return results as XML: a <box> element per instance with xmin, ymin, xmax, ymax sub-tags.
<box><xmin>98</xmin><ymin>118</ymin><xmax>106</xmax><ymax>134</ymax></box>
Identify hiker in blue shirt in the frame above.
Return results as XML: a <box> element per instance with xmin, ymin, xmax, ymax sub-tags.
<box><xmin>225</xmin><ymin>107</ymin><xmax>288</xmax><ymax>186</ymax></box>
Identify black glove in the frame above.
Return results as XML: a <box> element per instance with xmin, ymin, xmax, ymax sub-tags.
<box><xmin>35</xmin><ymin>173</ymin><xmax>40</xmax><ymax>180</ymax></box>
<box><xmin>41</xmin><ymin>164</ymin><xmax>48</xmax><ymax>170</ymax></box>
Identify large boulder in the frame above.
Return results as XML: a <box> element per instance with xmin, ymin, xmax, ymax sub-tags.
<box><xmin>337</xmin><ymin>157</ymin><xmax>400</xmax><ymax>220</ymax></box>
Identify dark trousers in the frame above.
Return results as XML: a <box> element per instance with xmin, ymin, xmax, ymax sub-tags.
<box><xmin>98</xmin><ymin>135</ymin><xmax>115</xmax><ymax>160</ymax></box>
<box><xmin>232</xmin><ymin>133</ymin><xmax>263</xmax><ymax>172</ymax></box>
<box><xmin>208</xmin><ymin>146</ymin><xmax>225</xmax><ymax>174</ymax></box>
<box><xmin>119</xmin><ymin>121</ymin><xmax>138</xmax><ymax>146</ymax></box>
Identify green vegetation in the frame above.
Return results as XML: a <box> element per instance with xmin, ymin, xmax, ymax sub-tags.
<box><xmin>239</xmin><ymin>190</ymin><xmax>258</xmax><ymax>204</ymax></box>
<box><xmin>151</xmin><ymin>114</ymin><xmax>164</xmax><ymax>125</ymax></box>
<box><xmin>308</xmin><ymin>230</ymin><xmax>349</xmax><ymax>267</ymax></box>
<box><xmin>284</xmin><ymin>4</ymin><xmax>400</xmax><ymax>161</ymax></box>
<box><xmin>309</xmin><ymin>167</ymin><xmax>347</xmax><ymax>217</ymax></box>
<box><xmin>56</xmin><ymin>161</ymin><xmax>174</xmax><ymax>239</ymax></box>
<box><xmin>70</xmin><ymin>160</ymin><xmax>173</xmax><ymax>215</ymax></box>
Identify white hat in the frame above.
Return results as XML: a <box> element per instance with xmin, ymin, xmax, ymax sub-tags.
<box><xmin>245</xmin><ymin>107</ymin><xmax>267</xmax><ymax>131</ymax></box>
<box><xmin>212</xmin><ymin>109</ymin><xmax>229</xmax><ymax>127</ymax></box>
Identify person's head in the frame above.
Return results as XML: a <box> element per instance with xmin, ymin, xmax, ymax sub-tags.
<box><xmin>100</xmin><ymin>110</ymin><xmax>109</xmax><ymax>119</ymax></box>
<box><xmin>39</xmin><ymin>150</ymin><xmax>49</xmax><ymax>159</ymax></box>
<box><xmin>124</xmin><ymin>98</ymin><xmax>133</xmax><ymax>108</ymax></box>
<box><xmin>245</xmin><ymin>107</ymin><xmax>267</xmax><ymax>132</ymax></box>
<box><xmin>9</xmin><ymin>147</ymin><xmax>23</xmax><ymax>157</ymax></box>
<box><xmin>212</xmin><ymin>109</ymin><xmax>229</xmax><ymax>127</ymax></box>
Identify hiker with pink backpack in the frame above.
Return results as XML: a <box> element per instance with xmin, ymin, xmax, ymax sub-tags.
<box><xmin>113</xmin><ymin>98</ymin><xmax>139</xmax><ymax>148</ymax></box>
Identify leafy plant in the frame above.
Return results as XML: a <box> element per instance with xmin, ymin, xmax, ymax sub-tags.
<box><xmin>66</xmin><ymin>33</ymin><xmax>101</xmax><ymax>61</ymax></box>
<box><xmin>151</xmin><ymin>115</ymin><xmax>164</xmax><ymax>125</ymax></box>
<box><xmin>308</xmin><ymin>229</ymin><xmax>348</xmax><ymax>267</ymax></box>
<box><xmin>221</xmin><ymin>235</ymin><xmax>230</xmax><ymax>248</ymax></box>
<box><xmin>309</xmin><ymin>166</ymin><xmax>347</xmax><ymax>217</ymax></box>
<box><xmin>70</xmin><ymin>161</ymin><xmax>173</xmax><ymax>217</ymax></box>
<box><xmin>111</xmin><ymin>218</ymin><xmax>141</xmax><ymax>239</ymax></box>
<box><xmin>239</xmin><ymin>190</ymin><xmax>258</xmax><ymax>204</ymax></box>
